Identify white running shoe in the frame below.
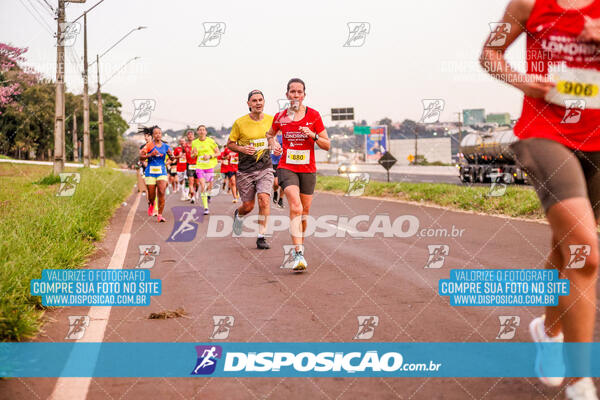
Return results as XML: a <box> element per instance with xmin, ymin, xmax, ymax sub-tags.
<box><xmin>292</xmin><ymin>251</ymin><xmax>307</xmax><ymax>271</ymax></box>
<box><xmin>529</xmin><ymin>315</ymin><xmax>565</xmax><ymax>387</ymax></box>
<box><xmin>566</xmin><ymin>378</ymin><xmax>599</xmax><ymax>400</ymax></box>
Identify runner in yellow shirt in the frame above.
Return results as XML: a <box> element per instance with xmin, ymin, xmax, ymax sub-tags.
<box><xmin>227</xmin><ymin>89</ymin><xmax>274</xmax><ymax>250</ymax></box>
<box><xmin>191</xmin><ymin>125</ymin><xmax>220</xmax><ymax>214</ymax></box>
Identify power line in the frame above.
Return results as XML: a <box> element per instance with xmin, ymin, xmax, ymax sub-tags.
<box><xmin>17</xmin><ymin>0</ymin><xmax>52</xmax><ymax>34</ymax></box>
<box><xmin>34</xmin><ymin>0</ymin><xmax>55</xmax><ymax>16</ymax></box>
<box><xmin>26</xmin><ymin>0</ymin><xmax>55</xmax><ymax>33</ymax></box>
<box><xmin>40</xmin><ymin>0</ymin><xmax>55</xmax><ymax>13</ymax></box>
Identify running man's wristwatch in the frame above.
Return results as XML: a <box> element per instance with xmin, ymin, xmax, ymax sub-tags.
<box><xmin>314</xmin><ymin>133</ymin><xmax>319</xmax><ymax>141</ymax></box>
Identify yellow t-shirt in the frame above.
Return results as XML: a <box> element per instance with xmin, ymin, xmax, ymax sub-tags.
<box><xmin>229</xmin><ymin>113</ymin><xmax>274</xmax><ymax>172</ymax></box>
<box><xmin>191</xmin><ymin>137</ymin><xmax>219</xmax><ymax>169</ymax></box>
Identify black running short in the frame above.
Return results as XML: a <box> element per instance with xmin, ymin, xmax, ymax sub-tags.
<box><xmin>511</xmin><ymin>138</ymin><xmax>600</xmax><ymax>219</ymax></box>
<box><xmin>224</xmin><ymin>171</ymin><xmax>236</xmax><ymax>178</ymax></box>
<box><xmin>277</xmin><ymin>168</ymin><xmax>316</xmax><ymax>195</ymax></box>
<box><xmin>186</xmin><ymin>166</ymin><xmax>196</xmax><ymax>178</ymax></box>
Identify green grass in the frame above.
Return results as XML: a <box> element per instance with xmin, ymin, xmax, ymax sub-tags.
<box><xmin>0</xmin><ymin>163</ymin><xmax>136</xmax><ymax>341</ymax></box>
<box><xmin>316</xmin><ymin>175</ymin><xmax>544</xmax><ymax>219</ymax></box>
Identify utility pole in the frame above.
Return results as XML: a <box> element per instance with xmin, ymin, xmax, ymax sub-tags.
<box><xmin>53</xmin><ymin>0</ymin><xmax>66</xmax><ymax>175</ymax></box>
<box><xmin>456</xmin><ymin>111</ymin><xmax>463</xmax><ymax>144</ymax></box>
<box><xmin>96</xmin><ymin>54</ymin><xmax>104</xmax><ymax>167</ymax></box>
<box><xmin>82</xmin><ymin>12</ymin><xmax>91</xmax><ymax>167</ymax></box>
<box><xmin>72</xmin><ymin>109</ymin><xmax>78</xmax><ymax>161</ymax></box>
<box><xmin>414</xmin><ymin>129</ymin><xmax>418</xmax><ymax>165</ymax></box>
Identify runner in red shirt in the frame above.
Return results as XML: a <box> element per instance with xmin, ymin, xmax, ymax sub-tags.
<box><xmin>267</xmin><ymin>78</ymin><xmax>330</xmax><ymax>271</ymax></box>
<box><xmin>219</xmin><ymin>146</ymin><xmax>239</xmax><ymax>203</ymax></box>
<box><xmin>481</xmin><ymin>0</ymin><xmax>600</xmax><ymax>396</ymax></box>
<box><xmin>184</xmin><ymin>129</ymin><xmax>199</xmax><ymax>202</ymax></box>
<box><xmin>172</xmin><ymin>137</ymin><xmax>189</xmax><ymax>201</ymax></box>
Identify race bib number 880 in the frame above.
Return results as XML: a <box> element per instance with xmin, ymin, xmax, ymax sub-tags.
<box><xmin>286</xmin><ymin>149</ymin><xmax>310</xmax><ymax>165</ymax></box>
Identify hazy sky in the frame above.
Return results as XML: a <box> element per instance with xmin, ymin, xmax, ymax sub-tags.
<box><xmin>1</xmin><ymin>0</ymin><xmax>528</xmax><ymax>130</ymax></box>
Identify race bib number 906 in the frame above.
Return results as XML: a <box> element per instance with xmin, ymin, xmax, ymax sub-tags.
<box><xmin>286</xmin><ymin>149</ymin><xmax>310</xmax><ymax>165</ymax></box>
<box><xmin>149</xmin><ymin>166</ymin><xmax>163</xmax><ymax>174</ymax></box>
<box><xmin>546</xmin><ymin>66</ymin><xmax>600</xmax><ymax>109</ymax></box>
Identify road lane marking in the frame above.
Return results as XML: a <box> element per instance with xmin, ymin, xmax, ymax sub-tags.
<box><xmin>49</xmin><ymin>192</ymin><xmax>141</xmax><ymax>400</ymax></box>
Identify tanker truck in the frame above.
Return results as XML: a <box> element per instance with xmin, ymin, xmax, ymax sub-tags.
<box><xmin>458</xmin><ymin>129</ymin><xmax>528</xmax><ymax>184</ymax></box>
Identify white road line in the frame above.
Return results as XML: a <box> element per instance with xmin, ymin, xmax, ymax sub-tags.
<box><xmin>49</xmin><ymin>192</ymin><xmax>141</xmax><ymax>400</ymax></box>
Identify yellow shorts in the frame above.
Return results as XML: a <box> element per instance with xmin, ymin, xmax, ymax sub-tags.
<box><xmin>144</xmin><ymin>175</ymin><xmax>168</xmax><ymax>185</ymax></box>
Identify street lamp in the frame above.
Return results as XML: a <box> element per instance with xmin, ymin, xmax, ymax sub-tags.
<box><xmin>94</xmin><ymin>26</ymin><xmax>146</xmax><ymax>167</ymax></box>
<box><xmin>102</xmin><ymin>57</ymin><xmax>140</xmax><ymax>88</ymax></box>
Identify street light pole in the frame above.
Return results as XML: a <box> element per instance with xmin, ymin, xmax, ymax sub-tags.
<box><xmin>53</xmin><ymin>0</ymin><xmax>66</xmax><ymax>175</ymax></box>
<box><xmin>72</xmin><ymin>108</ymin><xmax>78</xmax><ymax>161</ymax></box>
<box><xmin>92</xmin><ymin>26</ymin><xmax>146</xmax><ymax>167</ymax></box>
<box><xmin>96</xmin><ymin>54</ymin><xmax>104</xmax><ymax>166</ymax></box>
<box><xmin>82</xmin><ymin>12</ymin><xmax>91</xmax><ymax>167</ymax></box>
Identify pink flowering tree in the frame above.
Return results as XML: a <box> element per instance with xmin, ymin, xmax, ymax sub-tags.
<box><xmin>0</xmin><ymin>43</ymin><xmax>32</xmax><ymax>115</ymax></box>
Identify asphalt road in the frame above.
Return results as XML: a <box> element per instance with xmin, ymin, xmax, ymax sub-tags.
<box><xmin>2</xmin><ymin>182</ymin><xmax>597</xmax><ymax>399</ymax></box>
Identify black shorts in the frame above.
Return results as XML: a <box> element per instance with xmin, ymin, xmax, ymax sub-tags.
<box><xmin>169</xmin><ymin>170</ymin><xmax>177</xmax><ymax>177</ymax></box>
<box><xmin>224</xmin><ymin>171</ymin><xmax>236</xmax><ymax>178</ymax></box>
<box><xmin>186</xmin><ymin>166</ymin><xmax>196</xmax><ymax>178</ymax></box>
<box><xmin>511</xmin><ymin>138</ymin><xmax>600</xmax><ymax>219</ymax></box>
<box><xmin>277</xmin><ymin>168</ymin><xmax>316</xmax><ymax>195</ymax></box>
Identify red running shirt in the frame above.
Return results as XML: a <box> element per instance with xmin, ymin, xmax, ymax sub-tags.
<box><xmin>219</xmin><ymin>147</ymin><xmax>232</xmax><ymax>173</ymax></box>
<box><xmin>271</xmin><ymin>107</ymin><xmax>325</xmax><ymax>173</ymax></box>
<box><xmin>514</xmin><ymin>0</ymin><xmax>600</xmax><ymax>150</ymax></box>
<box><xmin>183</xmin><ymin>143</ymin><xmax>197</xmax><ymax>165</ymax></box>
<box><xmin>173</xmin><ymin>147</ymin><xmax>188</xmax><ymax>172</ymax></box>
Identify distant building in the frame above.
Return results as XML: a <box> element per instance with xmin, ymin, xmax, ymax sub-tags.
<box><xmin>486</xmin><ymin>112</ymin><xmax>511</xmax><ymax>125</ymax></box>
<box><xmin>463</xmin><ymin>109</ymin><xmax>486</xmax><ymax>125</ymax></box>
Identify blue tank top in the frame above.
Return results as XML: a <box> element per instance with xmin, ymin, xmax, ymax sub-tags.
<box><xmin>145</xmin><ymin>142</ymin><xmax>170</xmax><ymax>176</ymax></box>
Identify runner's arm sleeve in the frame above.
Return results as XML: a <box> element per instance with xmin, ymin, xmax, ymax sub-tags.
<box><xmin>229</xmin><ymin>121</ymin><xmax>240</xmax><ymax>143</ymax></box>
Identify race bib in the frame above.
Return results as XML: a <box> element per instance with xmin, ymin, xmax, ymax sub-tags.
<box><xmin>149</xmin><ymin>166</ymin><xmax>163</xmax><ymax>174</ymax></box>
<box><xmin>286</xmin><ymin>149</ymin><xmax>310</xmax><ymax>165</ymax></box>
<box><xmin>170</xmin><ymin>166</ymin><xmax>177</xmax><ymax>173</ymax></box>
<box><xmin>222</xmin><ymin>159</ymin><xmax>229</xmax><ymax>165</ymax></box>
<box><xmin>231</xmin><ymin>158</ymin><xmax>238</xmax><ymax>164</ymax></box>
<box><xmin>545</xmin><ymin>65</ymin><xmax>600</xmax><ymax>109</ymax></box>
<box><xmin>188</xmin><ymin>165</ymin><xmax>197</xmax><ymax>170</ymax></box>
<box><xmin>250</xmin><ymin>138</ymin><xmax>268</xmax><ymax>150</ymax></box>
<box><xmin>179</xmin><ymin>157</ymin><xmax>186</xmax><ymax>163</ymax></box>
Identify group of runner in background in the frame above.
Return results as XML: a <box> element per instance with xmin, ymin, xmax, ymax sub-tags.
<box><xmin>137</xmin><ymin>125</ymin><xmax>246</xmax><ymax>218</ymax></box>
<box><xmin>136</xmin><ymin>77</ymin><xmax>331</xmax><ymax>272</ymax></box>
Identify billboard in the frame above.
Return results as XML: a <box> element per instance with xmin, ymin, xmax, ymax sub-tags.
<box><xmin>364</xmin><ymin>125</ymin><xmax>388</xmax><ymax>162</ymax></box>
